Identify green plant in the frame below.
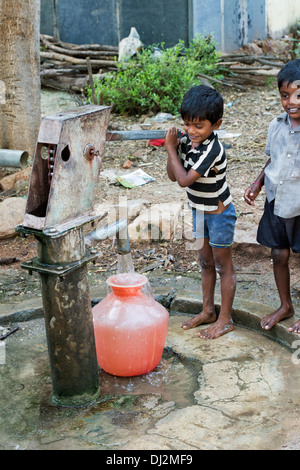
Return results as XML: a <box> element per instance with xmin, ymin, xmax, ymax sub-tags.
<box><xmin>87</xmin><ymin>36</ymin><xmax>222</xmax><ymax>115</ymax></box>
<box><xmin>185</xmin><ymin>33</ymin><xmax>222</xmax><ymax>73</ymax></box>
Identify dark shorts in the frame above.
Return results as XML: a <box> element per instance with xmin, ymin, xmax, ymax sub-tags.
<box><xmin>257</xmin><ymin>199</ymin><xmax>300</xmax><ymax>253</ymax></box>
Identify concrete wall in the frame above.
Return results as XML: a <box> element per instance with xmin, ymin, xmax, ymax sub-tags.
<box><xmin>41</xmin><ymin>0</ymin><xmax>120</xmax><ymax>46</ymax></box>
<box><xmin>192</xmin><ymin>0</ymin><xmax>267</xmax><ymax>51</ymax></box>
<box><xmin>41</xmin><ymin>0</ymin><xmax>189</xmax><ymax>48</ymax></box>
<box><xmin>40</xmin><ymin>0</ymin><xmax>299</xmax><ymax>52</ymax></box>
<box><xmin>266</xmin><ymin>0</ymin><xmax>300</xmax><ymax>38</ymax></box>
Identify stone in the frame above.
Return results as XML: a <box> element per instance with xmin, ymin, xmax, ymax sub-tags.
<box><xmin>93</xmin><ymin>198</ymin><xmax>149</xmax><ymax>226</ymax></box>
<box><xmin>0</xmin><ymin>167</ymin><xmax>31</xmax><ymax>191</ymax></box>
<box><xmin>128</xmin><ymin>202</ymin><xmax>182</xmax><ymax>242</ymax></box>
<box><xmin>0</xmin><ymin>197</ymin><xmax>26</xmax><ymax>239</ymax></box>
<box><xmin>234</xmin><ymin>219</ymin><xmax>269</xmax><ymax>255</ymax></box>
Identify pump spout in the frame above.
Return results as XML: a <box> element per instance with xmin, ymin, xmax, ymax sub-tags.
<box><xmin>85</xmin><ymin>218</ymin><xmax>133</xmax><ymax>273</ymax></box>
<box><xmin>85</xmin><ymin>218</ymin><xmax>129</xmax><ymax>252</ymax></box>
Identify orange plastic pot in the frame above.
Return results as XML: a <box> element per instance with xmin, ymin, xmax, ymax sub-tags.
<box><xmin>106</xmin><ymin>274</ymin><xmax>146</xmax><ymax>297</ymax></box>
<box><xmin>92</xmin><ymin>273</ymin><xmax>169</xmax><ymax>377</ymax></box>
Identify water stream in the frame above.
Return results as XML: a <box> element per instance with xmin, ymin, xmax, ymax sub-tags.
<box><xmin>116</xmin><ymin>253</ymin><xmax>135</xmax><ymax>274</ymax></box>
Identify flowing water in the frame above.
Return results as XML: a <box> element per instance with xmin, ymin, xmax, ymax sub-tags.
<box><xmin>116</xmin><ymin>253</ymin><xmax>135</xmax><ymax>274</ymax></box>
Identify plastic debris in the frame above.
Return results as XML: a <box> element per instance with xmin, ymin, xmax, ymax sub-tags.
<box><xmin>148</xmin><ymin>139</ymin><xmax>165</xmax><ymax>147</ymax></box>
<box><xmin>118</xmin><ymin>27</ymin><xmax>143</xmax><ymax>61</ymax></box>
<box><xmin>116</xmin><ymin>169</ymin><xmax>155</xmax><ymax>188</ymax></box>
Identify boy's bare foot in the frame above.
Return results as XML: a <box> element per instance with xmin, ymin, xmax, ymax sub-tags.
<box><xmin>181</xmin><ymin>311</ymin><xmax>217</xmax><ymax>330</ymax></box>
<box><xmin>261</xmin><ymin>306</ymin><xmax>294</xmax><ymax>330</ymax></box>
<box><xmin>197</xmin><ymin>318</ymin><xmax>234</xmax><ymax>339</ymax></box>
<box><xmin>289</xmin><ymin>320</ymin><xmax>300</xmax><ymax>333</ymax></box>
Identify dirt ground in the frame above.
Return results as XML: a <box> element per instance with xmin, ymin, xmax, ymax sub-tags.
<box><xmin>1</xmin><ymin>85</ymin><xmax>300</xmax><ymax>306</ymax></box>
<box><xmin>3</xmin><ymin>84</ymin><xmax>300</xmax><ymax>452</ymax></box>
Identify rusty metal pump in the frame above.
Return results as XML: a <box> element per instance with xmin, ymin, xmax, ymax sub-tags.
<box><xmin>16</xmin><ymin>105</ymin><xmax>111</xmax><ymax>406</ymax></box>
<box><xmin>15</xmin><ymin>104</ymin><xmax>174</xmax><ymax>406</ymax></box>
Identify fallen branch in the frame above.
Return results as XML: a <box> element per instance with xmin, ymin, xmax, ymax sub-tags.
<box><xmin>40</xmin><ymin>68</ymin><xmax>84</xmax><ymax>77</ymax></box>
<box><xmin>41</xmin><ymin>34</ymin><xmax>118</xmax><ymax>52</ymax></box>
<box><xmin>41</xmin><ymin>35</ymin><xmax>117</xmax><ymax>59</ymax></box>
<box><xmin>228</xmin><ymin>66</ymin><xmax>280</xmax><ymax>76</ymax></box>
<box><xmin>40</xmin><ymin>50</ymin><xmax>116</xmax><ymax>67</ymax></box>
<box><xmin>0</xmin><ymin>327</ymin><xmax>19</xmax><ymax>341</ymax></box>
<box><xmin>0</xmin><ymin>257</ymin><xmax>19</xmax><ymax>265</ymax></box>
<box><xmin>86</xmin><ymin>57</ymin><xmax>98</xmax><ymax>104</ymax></box>
<box><xmin>197</xmin><ymin>73</ymin><xmax>247</xmax><ymax>91</ymax></box>
<box><xmin>220</xmin><ymin>53</ymin><xmax>285</xmax><ymax>65</ymax></box>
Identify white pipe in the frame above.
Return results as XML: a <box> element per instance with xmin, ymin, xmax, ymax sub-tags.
<box><xmin>0</xmin><ymin>149</ymin><xmax>28</xmax><ymax>168</ymax></box>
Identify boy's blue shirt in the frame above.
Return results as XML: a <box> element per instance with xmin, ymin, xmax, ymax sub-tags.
<box><xmin>264</xmin><ymin>112</ymin><xmax>300</xmax><ymax>218</ymax></box>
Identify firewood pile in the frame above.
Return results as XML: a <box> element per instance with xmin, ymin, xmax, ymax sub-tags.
<box><xmin>40</xmin><ymin>34</ymin><xmax>297</xmax><ymax>94</ymax></box>
<box><xmin>40</xmin><ymin>34</ymin><xmax>118</xmax><ymax>93</ymax></box>
<box><xmin>217</xmin><ymin>37</ymin><xmax>297</xmax><ymax>88</ymax></box>
<box><xmin>215</xmin><ymin>53</ymin><xmax>285</xmax><ymax>89</ymax></box>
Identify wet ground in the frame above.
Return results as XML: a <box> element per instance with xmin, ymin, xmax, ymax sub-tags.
<box><xmin>1</xmin><ymin>315</ymin><xmax>300</xmax><ymax>451</ymax></box>
<box><xmin>2</xmin><ymin>88</ymin><xmax>300</xmax><ymax>451</ymax></box>
<box><xmin>1</xmin><ymin>265</ymin><xmax>300</xmax><ymax>451</ymax></box>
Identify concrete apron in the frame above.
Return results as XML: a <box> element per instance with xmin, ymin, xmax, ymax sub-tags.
<box><xmin>1</xmin><ymin>285</ymin><xmax>300</xmax><ymax>450</ymax></box>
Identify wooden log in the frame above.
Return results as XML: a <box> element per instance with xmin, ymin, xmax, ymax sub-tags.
<box><xmin>40</xmin><ymin>34</ymin><xmax>118</xmax><ymax>52</ymax></box>
<box><xmin>41</xmin><ymin>63</ymin><xmax>92</xmax><ymax>72</ymax></box>
<box><xmin>227</xmin><ymin>65</ymin><xmax>273</xmax><ymax>70</ymax></box>
<box><xmin>40</xmin><ymin>68</ymin><xmax>84</xmax><ymax>77</ymax></box>
<box><xmin>219</xmin><ymin>54</ymin><xmax>285</xmax><ymax>67</ymax></box>
<box><xmin>197</xmin><ymin>73</ymin><xmax>247</xmax><ymax>91</ymax></box>
<box><xmin>40</xmin><ymin>50</ymin><xmax>117</xmax><ymax>67</ymax></box>
<box><xmin>86</xmin><ymin>57</ymin><xmax>98</xmax><ymax>104</ymax></box>
<box><xmin>0</xmin><ymin>167</ymin><xmax>31</xmax><ymax>191</ymax></box>
<box><xmin>40</xmin><ymin>75</ymin><xmax>90</xmax><ymax>93</ymax></box>
<box><xmin>228</xmin><ymin>67</ymin><xmax>280</xmax><ymax>76</ymax></box>
<box><xmin>0</xmin><ymin>257</ymin><xmax>19</xmax><ymax>265</ymax></box>
<box><xmin>41</xmin><ymin>35</ymin><xmax>117</xmax><ymax>58</ymax></box>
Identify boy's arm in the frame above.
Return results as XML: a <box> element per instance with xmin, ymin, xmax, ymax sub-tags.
<box><xmin>166</xmin><ymin>156</ymin><xmax>177</xmax><ymax>182</ymax></box>
<box><xmin>244</xmin><ymin>158</ymin><xmax>270</xmax><ymax>205</ymax></box>
<box><xmin>165</xmin><ymin>127</ymin><xmax>201</xmax><ymax>187</ymax></box>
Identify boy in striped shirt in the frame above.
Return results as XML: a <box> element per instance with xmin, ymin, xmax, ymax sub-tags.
<box><xmin>165</xmin><ymin>85</ymin><xmax>236</xmax><ymax>339</ymax></box>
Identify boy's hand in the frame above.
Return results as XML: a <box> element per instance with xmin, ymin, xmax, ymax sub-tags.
<box><xmin>244</xmin><ymin>182</ymin><xmax>261</xmax><ymax>206</ymax></box>
<box><xmin>165</xmin><ymin>127</ymin><xmax>179</xmax><ymax>149</ymax></box>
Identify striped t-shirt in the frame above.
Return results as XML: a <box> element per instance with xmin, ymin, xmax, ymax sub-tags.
<box><xmin>178</xmin><ymin>132</ymin><xmax>232</xmax><ymax>211</ymax></box>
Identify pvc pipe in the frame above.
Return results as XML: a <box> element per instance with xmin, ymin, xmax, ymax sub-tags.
<box><xmin>85</xmin><ymin>218</ymin><xmax>128</xmax><ymax>243</ymax></box>
<box><xmin>0</xmin><ymin>149</ymin><xmax>28</xmax><ymax>168</ymax></box>
<box><xmin>85</xmin><ymin>218</ymin><xmax>131</xmax><ymax>254</ymax></box>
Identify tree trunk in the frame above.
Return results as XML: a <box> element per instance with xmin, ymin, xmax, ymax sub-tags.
<box><xmin>0</xmin><ymin>0</ymin><xmax>41</xmax><ymax>156</ymax></box>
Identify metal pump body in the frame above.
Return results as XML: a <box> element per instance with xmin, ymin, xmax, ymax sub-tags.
<box><xmin>16</xmin><ymin>105</ymin><xmax>111</xmax><ymax>406</ymax></box>
<box><xmin>15</xmin><ymin>105</ymin><xmax>172</xmax><ymax>406</ymax></box>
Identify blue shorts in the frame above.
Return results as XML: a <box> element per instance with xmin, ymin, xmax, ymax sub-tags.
<box><xmin>192</xmin><ymin>203</ymin><xmax>237</xmax><ymax>249</ymax></box>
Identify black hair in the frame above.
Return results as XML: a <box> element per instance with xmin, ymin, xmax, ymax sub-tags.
<box><xmin>277</xmin><ymin>58</ymin><xmax>300</xmax><ymax>90</ymax></box>
<box><xmin>180</xmin><ymin>85</ymin><xmax>223</xmax><ymax>125</ymax></box>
